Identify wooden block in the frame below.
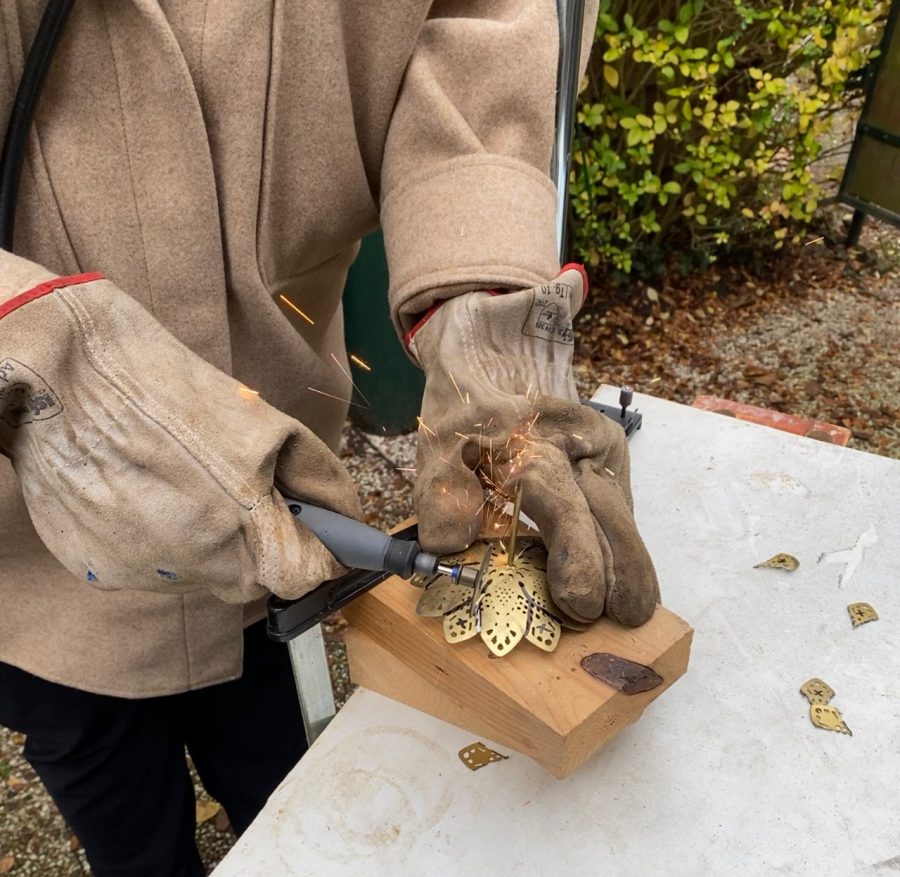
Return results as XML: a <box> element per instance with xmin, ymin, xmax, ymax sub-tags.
<box><xmin>344</xmin><ymin>575</ymin><xmax>692</xmax><ymax>778</ymax></box>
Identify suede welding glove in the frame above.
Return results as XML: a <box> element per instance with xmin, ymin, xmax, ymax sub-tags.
<box><xmin>407</xmin><ymin>266</ymin><xmax>659</xmax><ymax>626</ymax></box>
<box><xmin>0</xmin><ymin>252</ymin><xmax>360</xmax><ymax>602</ymax></box>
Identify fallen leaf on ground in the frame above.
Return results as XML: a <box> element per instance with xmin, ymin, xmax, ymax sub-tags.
<box><xmin>195</xmin><ymin>800</ymin><xmax>221</xmax><ymax>825</ymax></box>
<box><xmin>0</xmin><ymin>856</ymin><xmax>15</xmax><ymax>874</ymax></box>
<box><xmin>213</xmin><ymin>808</ymin><xmax>232</xmax><ymax>833</ymax></box>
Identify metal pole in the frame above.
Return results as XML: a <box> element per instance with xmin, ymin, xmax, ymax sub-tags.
<box><xmin>287</xmin><ymin>624</ymin><xmax>337</xmax><ymax>744</ymax></box>
<box><xmin>551</xmin><ymin>0</ymin><xmax>587</xmax><ymax>264</ymax></box>
<box><xmin>846</xmin><ymin>209</ymin><xmax>866</xmax><ymax>247</ymax></box>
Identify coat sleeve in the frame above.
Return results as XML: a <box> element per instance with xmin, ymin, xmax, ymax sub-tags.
<box><xmin>380</xmin><ymin>0</ymin><xmax>599</xmax><ymax>332</ymax></box>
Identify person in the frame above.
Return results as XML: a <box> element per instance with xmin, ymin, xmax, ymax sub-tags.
<box><xmin>0</xmin><ymin>1</ymin><xmax>658</xmax><ymax>874</ymax></box>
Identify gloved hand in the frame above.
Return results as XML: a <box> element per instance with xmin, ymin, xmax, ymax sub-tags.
<box><xmin>0</xmin><ymin>252</ymin><xmax>360</xmax><ymax>602</ymax></box>
<box><xmin>407</xmin><ymin>266</ymin><xmax>659</xmax><ymax>626</ymax></box>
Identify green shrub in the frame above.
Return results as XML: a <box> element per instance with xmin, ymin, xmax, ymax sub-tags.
<box><xmin>570</xmin><ymin>0</ymin><xmax>887</xmax><ymax>279</ymax></box>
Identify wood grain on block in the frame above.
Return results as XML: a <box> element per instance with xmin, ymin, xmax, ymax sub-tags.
<box><xmin>344</xmin><ymin>575</ymin><xmax>692</xmax><ymax>778</ymax></box>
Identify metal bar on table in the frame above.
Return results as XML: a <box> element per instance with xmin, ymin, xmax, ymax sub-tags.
<box><xmin>287</xmin><ymin>624</ymin><xmax>336</xmax><ymax>744</ymax></box>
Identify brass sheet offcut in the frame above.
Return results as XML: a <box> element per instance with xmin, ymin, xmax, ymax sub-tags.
<box><xmin>754</xmin><ymin>553</ymin><xmax>799</xmax><ymax>571</ymax></box>
<box><xmin>800</xmin><ymin>678</ymin><xmax>835</xmax><ymax>705</ymax></box>
<box><xmin>458</xmin><ymin>742</ymin><xmax>509</xmax><ymax>771</ymax></box>
<box><xmin>810</xmin><ymin>703</ymin><xmax>852</xmax><ymax>736</ymax></box>
<box><xmin>847</xmin><ymin>602</ymin><xmax>878</xmax><ymax>628</ymax></box>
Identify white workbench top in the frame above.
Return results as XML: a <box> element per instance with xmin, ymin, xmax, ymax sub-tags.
<box><xmin>215</xmin><ymin>390</ymin><xmax>900</xmax><ymax>877</ymax></box>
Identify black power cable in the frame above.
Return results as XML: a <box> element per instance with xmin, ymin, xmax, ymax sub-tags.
<box><xmin>0</xmin><ymin>0</ymin><xmax>76</xmax><ymax>252</ymax></box>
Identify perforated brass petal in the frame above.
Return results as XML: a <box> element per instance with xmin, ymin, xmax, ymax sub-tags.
<box><xmin>416</xmin><ymin>545</ymin><xmax>486</xmax><ymax>618</ymax></box>
<box><xmin>424</xmin><ymin>542</ymin><xmax>570</xmax><ymax>656</ymax></box>
<box><xmin>416</xmin><ymin>578</ymin><xmax>472</xmax><ymax>618</ymax></box>
<box><xmin>754</xmin><ymin>553</ymin><xmax>799</xmax><ymax>571</ymax></box>
<box><xmin>810</xmin><ymin>703</ymin><xmax>852</xmax><ymax>736</ymax></box>
<box><xmin>478</xmin><ymin>545</ymin><xmax>563</xmax><ymax>656</ymax></box>
<box><xmin>478</xmin><ymin>566</ymin><xmax>526</xmax><ymax>656</ymax></box>
<box><xmin>800</xmin><ymin>678</ymin><xmax>835</xmax><ymax>705</ymax></box>
<box><xmin>442</xmin><ymin>602</ymin><xmax>480</xmax><ymax>643</ymax></box>
<box><xmin>847</xmin><ymin>602</ymin><xmax>878</xmax><ymax>628</ymax></box>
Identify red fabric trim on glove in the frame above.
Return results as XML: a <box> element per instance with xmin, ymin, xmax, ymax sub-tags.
<box><xmin>561</xmin><ymin>262</ymin><xmax>590</xmax><ymax>305</ymax></box>
<box><xmin>403</xmin><ymin>299</ymin><xmax>446</xmax><ymax>350</ymax></box>
<box><xmin>0</xmin><ymin>272</ymin><xmax>104</xmax><ymax>322</ymax></box>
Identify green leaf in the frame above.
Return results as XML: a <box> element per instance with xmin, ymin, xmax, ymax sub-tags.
<box><xmin>677</xmin><ymin>3</ymin><xmax>694</xmax><ymax>24</ymax></box>
<box><xmin>675</xmin><ymin>25</ymin><xmax>690</xmax><ymax>45</ymax></box>
<box><xmin>603</xmin><ymin>64</ymin><xmax>620</xmax><ymax>88</ymax></box>
<box><xmin>626</xmin><ymin>127</ymin><xmax>643</xmax><ymax>148</ymax></box>
<box><xmin>663</xmin><ymin>181</ymin><xmax>682</xmax><ymax>194</ymax></box>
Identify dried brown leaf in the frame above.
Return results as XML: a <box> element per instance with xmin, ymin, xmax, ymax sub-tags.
<box><xmin>581</xmin><ymin>652</ymin><xmax>663</xmax><ymax>694</ymax></box>
<box><xmin>195</xmin><ymin>799</ymin><xmax>221</xmax><ymax>825</ymax></box>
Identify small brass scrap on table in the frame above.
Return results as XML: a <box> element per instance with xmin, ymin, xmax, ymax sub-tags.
<box><xmin>754</xmin><ymin>553</ymin><xmax>799</xmax><ymax>572</ymax></box>
<box><xmin>800</xmin><ymin>678</ymin><xmax>835</xmax><ymax>705</ymax></box>
<box><xmin>458</xmin><ymin>742</ymin><xmax>508</xmax><ymax>771</ymax></box>
<box><xmin>810</xmin><ymin>704</ymin><xmax>852</xmax><ymax>736</ymax></box>
<box><xmin>581</xmin><ymin>653</ymin><xmax>664</xmax><ymax>694</ymax></box>
<box><xmin>847</xmin><ymin>602</ymin><xmax>878</xmax><ymax>628</ymax></box>
<box><xmin>800</xmin><ymin>677</ymin><xmax>852</xmax><ymax>736</ymax></box>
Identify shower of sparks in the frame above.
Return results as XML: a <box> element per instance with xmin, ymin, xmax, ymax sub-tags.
<box><xmin>330</xmin><ymin>353</ymin><xmax>372</xmax><ymax>409</ymax></box>
<box><xmin>396</xmin><ymin>467</ymin><xmax>416</xmax><ymax>473</ymax></box>
<box><xmin>238</xmin><ymin>384</ymin><xmax>260</xmax><ymax>400</ymax></box>
<box><xmin>604</xmin><ymin>467</ymin><xmax>616</xmax><ymax>477</ymax></box>
<box><xmin>804</xmin><ymin>236</ymin><xmax>825</xmax><ymax>246</ymax></box>
<box><xmin>571</xmin><ymin>433</ymin><xmax>583</xmax><ymax>440</ymax></box>
<box><xmin>279</xmin><ymin>294</ymin><xmax>315</xmax><ymax>325</ymax></box>
<box><xmin>307</xmin><ymin>386</ymin><xmax>365</xmax><ymax>408</ymax></box>
<box><xmin>349</xmin><ymin>354</ymin><xmax>372</xmax><ymax>371</ymax></box>
<box><xmin>448</xmin><ymin>371</ymin><xmax>470</xmax><ymax>405</ymax></box>
<box><xmin>416</xmin><ymin>416</ymin><xmax>437</xmax><ymax>438</ymax></box>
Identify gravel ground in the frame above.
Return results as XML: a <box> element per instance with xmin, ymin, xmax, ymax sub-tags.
<box><xmin>1</xmin><ymin>215</ymin><xmax>897</xmax><ymax>874</ymax></box>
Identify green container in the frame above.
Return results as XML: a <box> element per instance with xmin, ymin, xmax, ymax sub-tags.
<box><xmin>342</xmin><ymin>230</ymin><xmax>425</xmax><ymax>434</ymax></box>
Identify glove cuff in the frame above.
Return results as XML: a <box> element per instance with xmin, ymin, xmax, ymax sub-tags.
<box><xmin>403</xmin><ymin>263</ymin><xmax>589</xmax><ymax>365</ymax></box>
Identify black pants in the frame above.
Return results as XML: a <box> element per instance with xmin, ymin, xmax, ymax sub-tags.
<box><xmin>0</xmin><ymin>621</ymin><xmax>307</xmax><ymax>877</ymax></box>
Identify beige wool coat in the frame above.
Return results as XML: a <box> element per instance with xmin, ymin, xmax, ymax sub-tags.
<box><xmin>0</xmin><ymin>0</ymin><xmax>597</xmax><ymax>697</ymax></box>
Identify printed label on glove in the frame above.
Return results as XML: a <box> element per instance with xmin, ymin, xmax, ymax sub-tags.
<box><xmin>0</xmin><ymin>359</ymin><xmax>63</xmax><ymax>428</ymax></box>
<box><xmin>521</xmin><ymin>283</ymin><xmax>575</xmax><ymax>345</ymax></box>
